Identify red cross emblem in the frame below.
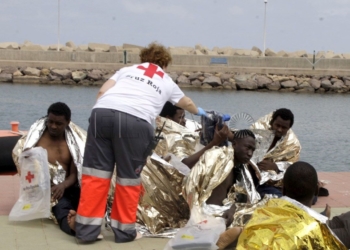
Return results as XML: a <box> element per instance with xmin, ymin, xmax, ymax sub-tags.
<box><xmin>137</xmin><ymin>63</ymin><xmax>164</xmax><ymax>79</ymax></box>
<box><xmin>25</xmin><ymin>171</ymin><xmax>35</xmax><ymax>183</ymax></box>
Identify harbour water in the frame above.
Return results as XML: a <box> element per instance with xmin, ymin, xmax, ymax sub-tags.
<box><xmin>1</xmin><ymin>83</ymin><xmax>350</xmax><ymax>172</ymax></box>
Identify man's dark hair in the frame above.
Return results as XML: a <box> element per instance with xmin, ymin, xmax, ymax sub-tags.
<box><xmin>270</xmin><ymin>108</ymin><xmax>294</xmax><ymax>128</ymax></box>
<box><xmin>159</xmin><ymin>101</ymin><xmax>183</xmax><ymax>118</ymax></box>
<box><xmin>47</xmin><ymin>102</ymin><xmax>71</xmax><ymax>121</ymax></box>
<box><xmin>283</xmin><ymin>161</ymin><xmax>318</xmax><ymax>203</ymax></box>
<box><xmin>233</xmin><ymin>129</ymin><xmax>256</xmax><ymax>140</ymax></box>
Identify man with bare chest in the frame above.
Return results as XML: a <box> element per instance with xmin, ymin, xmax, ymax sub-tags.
<box><xmin>36</xmin><ymin>102</ymin><xmax>80</xmax><ymax>235</ymax></box>
<box><xmin>205</xmin><ymin>130</ymin><xmax>256</xmax><ymax>226</ymax></box>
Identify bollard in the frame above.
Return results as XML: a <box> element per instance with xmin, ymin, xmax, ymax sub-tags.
<box><xmin>10</xmin><ymin>121</ymin><xmax>19</xmax><ymax>132</ymax></box>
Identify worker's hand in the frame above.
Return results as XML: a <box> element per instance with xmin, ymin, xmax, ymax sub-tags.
<box><xmin>222</xmin><ymin>204</ymin><xmax>236</xmax><ymax>227</ymax></box>
<box><xmin>51</xmin><ymin>183</ymin><xmax>65</xmax><ymax>201</ymax></box>
<box><xmin>196</xmin><ymin>107</ymin><xmax>207</xmax><ymax>117</ymax></box>
<box><xmin>211</xmin><ymin>125</ymin><xmax>229</xmax><ymax>146</ymax></box>
<box><xmin>257</xmin><ymin>159</ymin><xmax>279</xmax><ymax>172</ymax></box>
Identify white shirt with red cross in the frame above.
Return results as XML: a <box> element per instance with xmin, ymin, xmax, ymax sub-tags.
<box><xmin>93</xmin><ymin>62</ymin><xmax>184</xmax><ymax>124</ymax></box>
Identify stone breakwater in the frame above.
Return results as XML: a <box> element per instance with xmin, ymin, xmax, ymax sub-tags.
<box><xmin>1</xmin><ymin>65</ymin><xmax>350</xmax><ymax>93</ymax></box>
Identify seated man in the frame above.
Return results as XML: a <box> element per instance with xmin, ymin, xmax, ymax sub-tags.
<box><xmin>250</xmin><ymin>108</ymin><xmax>301</xmax><ymax>197</ymax></box>
<box><xmin>160</xmin><ymin>101</ymin><xmax>186</xmax><ymax>127</ymax></box>
<box><xmin>236</xmin><ymin>161</ymin><xmax>347</xmax><ymax>249</ymax></box>
<box><xmin>12</xmin><ymin>102</ymin><xmax>86</xmax><ymax>236</ymax></box>
<box><xmin>183</xmin><ymin>129</ymin><xmax>261</xmax><ymax>227</ymax></box>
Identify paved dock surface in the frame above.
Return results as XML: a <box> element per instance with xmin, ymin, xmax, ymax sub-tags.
<box><xmin>0</xmin><ymin>173</ymin><xmax>349</xmax><ymax>250</ymax></box>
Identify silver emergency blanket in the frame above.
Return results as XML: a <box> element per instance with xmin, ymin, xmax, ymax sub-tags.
<box><xmin>250</xmin><ymin>113</ymin><xmax>301</xmax><ymax>186</ymax></box>
<box><xmin>12</xmin><ymin>117</ymin><xmax>86</xmax><ymax>218</ymax></box>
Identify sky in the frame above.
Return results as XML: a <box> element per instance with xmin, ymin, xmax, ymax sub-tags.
<box><xmin>1</xmin><ymin>0</ymin><xmax>350</xmax><ymax>54</ymax></box>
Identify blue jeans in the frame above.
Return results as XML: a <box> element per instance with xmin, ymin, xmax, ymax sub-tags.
<box><xmin>257</xmin><ymin>184</ymin><xmax>282</xmax><ymax>198</ymax></box>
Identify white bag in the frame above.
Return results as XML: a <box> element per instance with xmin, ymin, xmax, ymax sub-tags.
<box><xmin>164</xmin><ymin>206</ymin><xmax>226</xmax><ymax>250</ymax></box>
<box><xmin>9</xmin><ymin>147</ymin><xmax>51</xmax><ymax>221</ymax></box>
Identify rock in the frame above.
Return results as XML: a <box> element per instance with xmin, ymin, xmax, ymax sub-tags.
<box><xmin>23</xmin><ymin>67</ymin><xmax>41</xmax><ymax>77</ymax></box>
<box><xmin>325</xmin><ymin>51</ymin><xmax>334</xmax><ymax>59</ymax></box>
<box><xmin>342</xmin><ymin>53</ymin><xmax>350</xmax><ymax>59</ymax></box>
<box><xmin>167</xmin><ymin>72</ymin><xmax>178</xmax><ymax>82</ymax></box>
<box><xmin>48</xmin><ymin>44</ymin><xmax>59</xmax><ymax>51</ymax></box>
<box><xmin>79</xmin><ymin>79</ymin><xmax>93</xmax><ymax>86</ymax></box>
<box><xmin>193</xmin><ymin>49</ymin><xmax>203</xmax><ymax>55</ymax></box>
<box><xmin>48</xmin><ymin>79</ymin><xmax>63</xmax><ymax>85</ymax></box>
<box><xmin>316</xmin><ymin>88</ymin><xmax>326</xmax><ymax>93</ymax></box>
<box><xmin>266</xmin><ymin>81</ymin><xmax>281</xmax><ymax>91</ymax></box>
<box><xmin>188</xmin><ymin>72</ymin><xmax>203</xmax><ymax>81</ymax></box>
<box><xmin>265</xmin><ymin>48</ymin><xmax>277</xmax><ymax>57</ymax></box>
<box><xmin>206</xmin><ymin>50</ymin><xmax>218</xmax><ymax>55</ymax></box>
<box><xmin>87</xmin><ymin>69</ymin><xmax>102</xmax><ymax>81</ymax></box>
<box><xmin>236</xmin><ymin>80</ymin><xmax>258</xmax><ymax>90</ymax></box>
<box><xmin>330</xmin><ymin>77</ymin><xmax>340</xmax><ymax>84</ymax></box>
<box><xmin>201</xmin><ymin>83</ymin><xmax>212</xmax><ymax>89</ymax></box>
<box><xmin>102</xmin><ymin>73</ymin><xmax>113</xmax><ymax>81</ymax></box>
<box><xmin>203</xmin><ymin>73</ymin><xmax>213</xmax><ymax>78</ymax></box>
<box><xmin>12</xmin><ymin>75</ymin><xmax>40</xmax><ymax>84</ymax></box>
<box><xmin>123</xmin><ymin>43</ymin><xmax>144</xmax><ymax>50</ymax></box>
<box><xmin>0</xmin><ymin>42</ymin><xmax>19</xmax><ymax>49</ymax></box>
<box><xmin>256</xmin><ymin>75</ymin><xmax>272</xmax><ymax>88</ymax></box>
<box><xmin>234</xmin><ymin>74</ymin><xmax>252</xmax><ymax>83</ymax></box>
<box><xmin>329</xmin><ymin>81</ymin><xmax>345</xmax><ymax>91</ymax></box>
<box><xmin>332</xmin><ymin>54</ymin><xmax>343</xmax><ymax>59</ymax></box>
<box><xmin>295</xmin><ymin>50</ymin><xmax>308</xmax><ymax>57</ymax></box>
<box><xmin>88</xmin><ymin>43</ymin><xmax>110</xmax><ymax>52</ymax></box>
<box><xmin>198</xmin><ymin>76</ymin><xmax>205</xmax><ymax>82</ymax></box>
<box><xmin>21</xmin><ymin>45</ymin><xmax>46</xmax><ymax>51</ymax></box>
<box><xmin>203</xmin><ymin>76</ymin><xmax>222</xmax><ymax>87</ymax></box>
<box><xmin>222</xmin><ymin>81</ymin><xmax>232</xmax><ymax>89</ymax></box>
<box><xmin>177</xmin><ymin>75</ymin><xmax>190</xmax><ymax>85</ymax></box>
<box><xmin>72</xmin><ymin>71</ymin><xmax>87</xmax><ymax>82</ymax></box>
<box><xmin>169</xmin><ymin>48</ymin><xmax>191</xmax><ymax>55</ymax></box>
<box><xmin>279</xmin><ymin>88</ymin><xmax>294</xmax><ymax>92</ymax></box>
<box><xmin>308</xmin><ymin>79</ymin><xmax>321</xmax><ymax>89</ymax></box>
<box><xmin>51</xmin><ymin>69</ymin><xmax>72</xmax><ymax>79</ymax></box>
<box><xmin>296</xmin><ymin>81</ymin><xmax>311</xmax><ymax>89</ymax></box>
<box><xmin>92</xmin><ymin>80</ymin><xmax>104</xmax><ymax>86</ymax></box>
<box><xmin>251</xmin><ymin>46</ymin><xmax>262</xmax><ymax>56</ymax></box>
<box><xmin>0</xmin><ymin>73</ymin><xmax>12</xmax><ymax>82</ymax></box>
<box><xmin>281</xmin><ymin>80</ymin><xmax>297</xmax><ymax>88</ymax></box>
<box><xmin>39</xmin><ymin>77</ymin><xmax>50</xmax><ymax>84</ymax></box>
<box><xmin>76</xmin><ymin>45</ymin><xmax>89</xmax><ymax>52</ymax></box>
<box><xmin>13</xmin><ymin>70</ymin><xmax>23</xmax><ymax>76</ymax></box>
<box><xmin>316</xmin><ymin>51</ymin><xmax>325</xmax><ymax>58</ymax></box>
<box><xmin>220</xmin><ymin>73</ymin><xmax>233</xmax><ymax>82</ymax></box>
<box><xmin>276</xmin><ymin>50</ymin><xmax>289</xmax><ymax>57</ymax></box>
<box><xmin>60</xmin><ymin>46</ymin><xmax>74</xmax><ymax>52</ymax></box>
<box><xmin>1</xmin><ymin>66</ymin><xmax>18</xmax><ymax>74</ymax></box>
<box><xmin>62</xmin><ymin>79</ymin><xmax>76</xmax><ymax>85</ymax></box>
<box><xmin>191</xmin><ymin>79</ymin><xmax>202</xmax><ymax>87</ymax></box>
<box><xmin>321</xmin><ymin>80</ymin><xmax>332</xmax><ymax>89</ymax></box>
<box><xmin>65</xmin><ymin>41</ymin><xmax>76</xmax><ymax>49</ymax></box>
<box><xmin>48</xmin><ymin>74</ymin><xmax>59</xmax><ymax>81</ymax></box>
<box><xmin>109</xmin><ymin>46</ymin><xmax>123</xmax><ymax>52</ymax></box>
<box><xmin>217</xmin><ymin>47</ymin><xmax>234</xmax><ymax>56</ymax></box>
<box><xmin>294</xmin><ymin>87</ymin><xmax>314</xmax><ymax>93</ymax></box>
<box><xmin>41</xmin><ymin>68</ymin><xmax>50</xmax><ymax>76</ymax></box>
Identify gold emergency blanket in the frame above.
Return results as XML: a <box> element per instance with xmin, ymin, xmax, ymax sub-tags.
<box><xmin>250</xmin><ymin>113</ymin><xmax>301</xmax><ymax>186</ymax></box>
<box><xmin>12</xmin><ymin>117</ymin><xmax>86</xmax><ymax>208</ymax></box>
<box><xmin>133</xmin><ymin>117</ymin><xmax>199</xmax><ymax>236</ymax></box>
<box><xmin>236</xmin><ymin>197</ymin><xmax>347</xmax><ymax>250</ymax></box>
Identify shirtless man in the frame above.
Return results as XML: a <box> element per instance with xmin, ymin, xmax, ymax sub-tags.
<box><xmin>206</xmin><ymin>129</ymin><xmax>256</xmax><ymax>226</ymax></box>
<box><xmin>36</xmin><ymin>102</ymin><xmax>79</xmax><ymax>235</ymax></box>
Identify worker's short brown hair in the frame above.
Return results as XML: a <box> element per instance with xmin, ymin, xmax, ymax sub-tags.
<box><xmin>139</xmin><ymin>42</ymin><xmax>172</xmax><ymax>69</ymax></box>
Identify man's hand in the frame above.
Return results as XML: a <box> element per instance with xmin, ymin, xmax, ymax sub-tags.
<box><xmin>222</xmin><ymin>204</ymin><xmax>236</xmax><ymax>227</ymax></box>
<box><xmin>51</xmin><ymin>183</ymin><xmax>65</xmax><ymax>201</ymax></box>
<box><xmin>257</xmin><ymin>159</ymin><xmax>279</xmax><ymax>172</ymax></box>
<box><xmin>211</xmin><ymin>125</ymin><xmax>229</xmax><ymax>146</ymax></box>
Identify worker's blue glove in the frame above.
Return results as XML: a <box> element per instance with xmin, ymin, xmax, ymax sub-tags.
<box><xmin>196</xmin><ymin>107</ymin><xmax>207</xmax><ymax>117</ymax></box>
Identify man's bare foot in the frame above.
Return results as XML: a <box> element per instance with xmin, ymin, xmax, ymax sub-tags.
<box><xmin>67</xmin><ymin>210</ymin><xmax>77</xmax><ymax>232</ymax></box>
<box><xmin>217</xmin><ymin>227</ymin><xmax>242</xmax><ymax>250</ymax></box>
<box><xmin>323</xmin><ymin>204</ymin><xmax>331</xmax><ymax>219</ymax></box>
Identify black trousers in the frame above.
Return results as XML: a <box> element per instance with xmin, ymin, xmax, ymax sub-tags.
<box><xmin>52</xmin><ymin>184</ymin><xmax>80</xmax><ymax>236</ymax></box>
<box><xmin>328</xmin><ymin>212</ymin><xmax>350</xmax><ymax>248</ymax></box>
